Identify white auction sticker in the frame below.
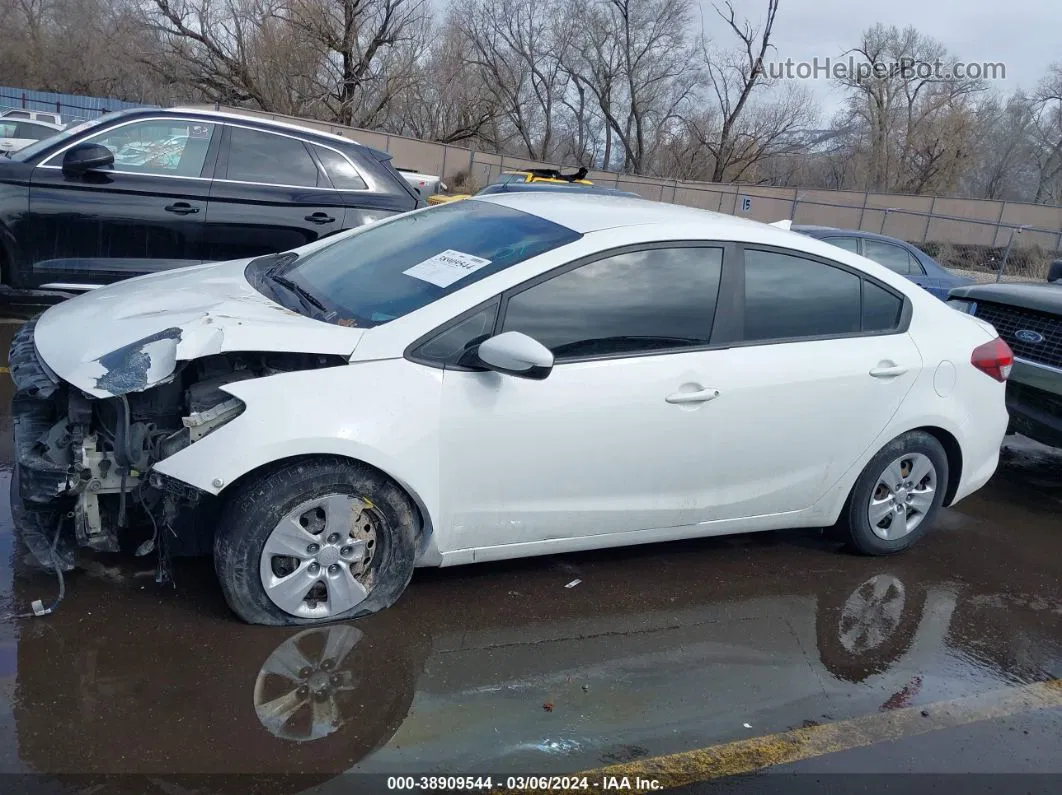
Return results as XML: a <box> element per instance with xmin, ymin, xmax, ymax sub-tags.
<box><xmin>403</xmin><ymin>249</ymin><xmax>493</xmax><ymax>288</ymax></box>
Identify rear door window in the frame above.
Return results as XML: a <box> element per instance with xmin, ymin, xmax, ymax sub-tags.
<box><xmin>15</xmin><ymin>122</ymin><xmax>57</xmax><ymax>140</ymax></box>
<box><xmin>822</xmin><ymin>236</ymin><xmax>860</xmax><ymax>253</ymax></box>
<box><xmin>863</xmin><ymin>240</ymin><xmax>917</xmax><ymax>275</ymax></box>
<box><xmin>744</xmin><ymin>249</ymin><xmax>862</xmax><ymax>341</ymax></box>
<box><xmin>742</xmin><ymin>248</ymin><xmax>905</xmax><ymax>342</ymax></box>
<box><xmin>224</xmin><ymin>127</ymin><xmax>321</xmax><ymax>187</ymax></box>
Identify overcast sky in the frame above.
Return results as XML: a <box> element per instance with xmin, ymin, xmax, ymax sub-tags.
<box><xmin>698</xmin><ymin>0</ymin><xmax>1058</xmax><ymax>120</ymax></box>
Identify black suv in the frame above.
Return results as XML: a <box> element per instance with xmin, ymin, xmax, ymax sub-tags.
<box><xmin>0</xmin><ymin>108</ymin><xmax>421</xmax><ymax>290</ymax></box>
<box><xmin>948</xmin><ymin>261</ymin><xmax>1062</xmax><ymax>448</ymax></box>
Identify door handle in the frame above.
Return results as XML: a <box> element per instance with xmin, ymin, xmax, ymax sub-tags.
<box><xmin>305</xmin><ymin>212</ymin><xmax>336</xmax><ymax>224</ymax></box>
<box><xmin>164</xmin><ymin>202</ymin><xmax>199</xmax><ymax>215</ymax></box>
<box><xmin>869</xmin><ymin>365</ymin><xmax>908</xmax><ymax>378</ymax></box>
<box><xmin>666</xmin><ymin>388</ymin><xmax>720</xmax><ymax>404</ymax></box>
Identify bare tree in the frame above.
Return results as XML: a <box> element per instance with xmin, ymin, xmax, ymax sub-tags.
<box><xmin>386</xmin><ymin>17</ymin><xmax>499</xmax><ymax>144</ymax></box>
<box><xmin>834</xmin><ymin>24</ymin><xmax>986</xmax><ymax>193</ymax></box>
<box><xmin>147</xmin><ymin>0</ymin><xmax>291</xmax><ymax>109</ymax></box>
<box><xmin>959</xmin><ymin>92</ymin><xmax>1038</xmax><ymax>200</ymax></box>
<box><xmin>286</xmin><ymin>0</ymin><xmax>429</xmax><ymax>127</ymax></box>
<box><xmin>145</xmin><ymin>0</ymin><xmax>428</xmax><ymax>124</ymax></box>
<box><xmin>699</xmin><ymin>0</ymin><xmax>799</xmax><ymax>182</ymax></box>
<box><xmin>565</xmin><ymin>0</ymin><xmax>699</xmax><ymax>173</ymax></box>
<box><xmin>455</xmin><ymin>0</ymin><xmax>570</xmax><ymax>161</ymax></box>
<box><xmin>1031</xmin><ymin>64</ymin><xmax>1062</xmax><ymax>204</ymax></box>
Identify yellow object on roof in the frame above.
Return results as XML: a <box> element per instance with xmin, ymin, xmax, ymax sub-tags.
<box><xmin>427</xmin><ymin>193</ymin><xmax>470</xmax><ymax>205</ymax></box>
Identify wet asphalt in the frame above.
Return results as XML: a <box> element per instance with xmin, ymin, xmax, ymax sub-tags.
<box><xmin>0</xmin><ymin>301</ymin><xmax>1060</xmax><ymax>793</ymax></box>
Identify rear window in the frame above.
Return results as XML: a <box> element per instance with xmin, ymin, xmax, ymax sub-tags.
<box><xmin>16</xmin><ymin>122</ymin><xmax>59</xmax><ymax>140</ymax></box>
<box><xmin>278</xmin><ymin>200</ymin><xmax>581</xmax><ymax>327</ymax></box>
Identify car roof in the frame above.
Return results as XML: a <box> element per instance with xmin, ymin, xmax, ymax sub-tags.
<box><xmin>792</xmin><ymin>224</ymin><xmax>845</xmax><ymax>234</ymax></box>
<box><xmin>472</xmin><ymin>192</ymin><xmax>789</xmax><ymax>236</ymax></box>
<box><xmin>793</xmin><ymin>225</ymin><xmax>912</xmax><ymax>245</ymax></box>
<box><xmin>162</xmin><ymin>107</ymin><xmax>364</xmax><ymax>148</ymax></box>
<box><xmin>0</xmin><ymin>118</ymin><xmax>63</xmax><ymax>130</ymax></box>
<box><xmin>477</xmin><ymin>183</ymin><xmax>640</xmax><ymax>198</ymax></box>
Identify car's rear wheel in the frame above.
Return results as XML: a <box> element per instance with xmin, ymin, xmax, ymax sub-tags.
<box><xmin>835</xmin><ymin>431</ymin><xmax>949</xmax><ymax>555</ymax></box>
<box><xmin>214</xmin><ymin>457</ymin><xmax>418</xmax><ymax>625</ymax></box>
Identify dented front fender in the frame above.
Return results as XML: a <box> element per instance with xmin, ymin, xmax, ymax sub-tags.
<box><xmin>30</xmin><ymin>258</ymin><xmax>364</xmax><ymax>397</ymax></box>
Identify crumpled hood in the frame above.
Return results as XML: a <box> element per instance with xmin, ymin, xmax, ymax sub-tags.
<box><xmin>34</xmin><ymin>259</ymin><xmax>365</xmax><ymax>398</ymax></box>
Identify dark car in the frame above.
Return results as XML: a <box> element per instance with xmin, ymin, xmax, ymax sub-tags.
<box><xmin>794</xmin><ymin>225</ymin><xmax>971</xmax><ymax>300</ymax></box>
<box><xmin>0</xmin><ymin>108</ymin><xmax>421</xmax><ymax>291</ymax></box>
<box><xmin>948</xmin><ymin>261</ymin><xmax>1062</xmax><ymax>448</ymax></box>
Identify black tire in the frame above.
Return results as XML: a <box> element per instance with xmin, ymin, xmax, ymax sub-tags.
<box><xmin>214</xmin><ymin>456</ymin><xmax>418</xmax><ymax>626</ymax></box>
<box><xmin>834</xmin><ymin>431</ymin><xmax>949</xmax><ymax>556</ymax></box>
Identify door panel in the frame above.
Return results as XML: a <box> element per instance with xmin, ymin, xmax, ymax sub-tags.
<box><xmin>439</xmin><ymin>353</ymin><xmax>720</xmax><ymax>551</ymax></box>
<box><xmin>693</xmin><ymin>333</ymin><xmax>922</xmax><ymax>520</ymax></box>
<box><xmin>24</xmin><ymin>119</ymin><xmax>217</xmax><ymax>287</ymax></box>
<box><xmin>202</xmin><ymin>126</ymin><xmax>346</xmax><ymax>262</ymax></box>
<box><xmin>705</xmin><ymin>245</ymin><xmax>920</xmax><ymax>521</ymax></box>
<box><xmin>435</xmin><ymin>244</ymin><xmax>726</xmax><ymax>552</ymax></box>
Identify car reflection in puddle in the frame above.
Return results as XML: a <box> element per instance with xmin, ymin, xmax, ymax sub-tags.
<box><xmin>8</xmin><ymin>527</ymin><xmax>1062</xmax><ymax>785</ymax></box>
<box><xmin>254</xmin><ymin>625</ymin><xmax>365</xmax><ymax>742</ymax></box>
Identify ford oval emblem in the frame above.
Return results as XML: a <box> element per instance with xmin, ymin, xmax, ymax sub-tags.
<box><xmin>1014</xmin><ymin>329</ymin><xmax>1045</xmax><ymax>344</ymax></box>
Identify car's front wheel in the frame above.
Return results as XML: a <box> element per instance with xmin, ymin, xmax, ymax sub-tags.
<box><xmin>214</xmin><ymin>457</ymin><xmax>418</xmax><ymax>625</ymax></box>
<box><xmin>835</xmin><ymin>431</ymin><xmax>949</xmax><ymax>555</ymax></box>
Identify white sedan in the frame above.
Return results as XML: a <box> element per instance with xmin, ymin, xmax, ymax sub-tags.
<box><xmin>10</xmin><ymin>194</ymin><xmax>1011</xmax><ymax>625</ymax></box>
<box><xmin>0</xmin><ymin>117</ymin><xmax>63</xmax><ymax>154</ymax></box>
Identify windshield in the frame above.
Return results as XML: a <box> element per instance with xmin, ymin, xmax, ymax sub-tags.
<box><xmin>260</xmin><ymin>200</ymin><xmax>580</xmax><ymax>327</ymax></box>
<box><xmin>8</xmin><ymin>112</ymin><xmax>125</xmax><ymax>162</ymax></box>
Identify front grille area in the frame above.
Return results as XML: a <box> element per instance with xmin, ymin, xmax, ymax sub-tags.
<box><xmin>973</xmin><ymin>301</ymin><xmax>1062</xmax><ymax>369</ymax></box>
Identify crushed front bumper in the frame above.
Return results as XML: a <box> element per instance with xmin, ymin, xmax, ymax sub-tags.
<box><xmin>9</xmin><ymin>317</ymin><xmax>77</xmax><ymax>570</ymax></box>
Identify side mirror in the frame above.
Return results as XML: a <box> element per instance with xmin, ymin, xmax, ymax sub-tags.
<box><xmin>1048</xmin><ymin>259</ymin><xmax>1062</xmax><ymax>284</ymax></box>
<box><xmin>62</xmin><ymin>142</ymin><xmax>114</xmax><ymax>176</ymax></box>
<box><xmin>474</xmin><ymin>331</ymin><xmax>554</xmax><ymax>380</ymax></box>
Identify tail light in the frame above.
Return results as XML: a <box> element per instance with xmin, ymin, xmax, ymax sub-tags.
<box><xmin>971</xmin><ymin>337</ymin><xmax>1013</xmax><ymax>382</ymax></box>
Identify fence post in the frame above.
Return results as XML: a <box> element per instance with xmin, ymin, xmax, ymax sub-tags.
<box><xmin>857</xmin><ymin>192</ymin><xmax>869</xmax><ymax>230</ymax></box>
<box><xmin>997</xmin><ymin>226</ymin><xmax>1025</xmax><ymax>282</ymax></box>
<box><xmin>993</xmin><ymin>201</ymin><xmax>1007</xmax><ymax>247</ymax></box>
<box><xmin>384</xmin><ymin>134</ymin><xmax>392</xmax><ymax>155</ymax></box>
<box><xmin>20</xmin><ymin>92</ymin><xmax>26</xmax><ymax>109</ymax></box>
<box><xmin>441</xmin><ymin>146</ymin><xmax>448</xmax><ymax>182</ymax></box>
<box><xmin>880</xmin><ymin>208</ymin><xmax>892</xmax><ymax>234</ymax></box>
<box><xmin>790</xmin><ymin>189</ymin><xmax>800</xmax><ymax>221</ymax></box>
<box><xmin>923</xmin><ymin>197</ymin><xmax>936</xmax><ymax>243</ymax></box>
<box><xmin>671</xmin><ymin>178</ymin><xmax>679</xmax><ymax>204</ymax></box>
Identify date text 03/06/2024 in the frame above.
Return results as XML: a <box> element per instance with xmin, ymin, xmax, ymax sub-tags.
<box><xmin>385</xmin><ymin>776</ymin><xmax>664</xmax><ymax>791</ymax></box>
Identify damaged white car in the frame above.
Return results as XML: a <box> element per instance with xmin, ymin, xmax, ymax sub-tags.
<box><xmin>10</xmin><ymin>194</ymin><xmax>1010</xmax><ymax>625</ymax></box>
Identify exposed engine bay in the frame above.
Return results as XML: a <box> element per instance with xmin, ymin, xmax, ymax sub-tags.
<box><xmin>10</xmin><ymin>316</ymin><xmax>344</xmax><ymax>578</ymax></box>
